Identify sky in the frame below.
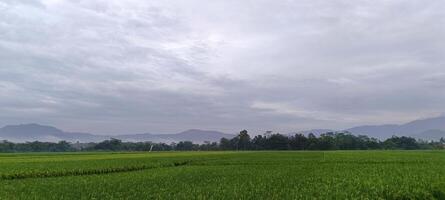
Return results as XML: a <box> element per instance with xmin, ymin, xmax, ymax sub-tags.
<box><xmin>1</xmin><ymin>0</ymin><xmax>445</xmax><ymax>135</ymax></box>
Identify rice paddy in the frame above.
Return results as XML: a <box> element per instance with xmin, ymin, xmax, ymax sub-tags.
<box><xmin>1</xmin><ymin>151</ymin><xmax>445</xmax><ymax>199</ymax></box>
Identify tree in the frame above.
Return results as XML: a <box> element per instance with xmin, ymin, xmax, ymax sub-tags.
<box><xmin>383</xmin><ymin>136</ymin><xmax>419</xmax><ymax>150</ymax></box>
<box><xmin>220</xmin><ymin>138</ymin><xmax>232</xmax><ymax>150</ymax></box>
<box><xmin>237</xmin><ymin>130</ymin><xmax>251</xmax><ymax>150</ymax></box>
<box><xmin>94</xmin><ymin>138</ymin><xmax>123</xmax><ymax>151</ymax></box>
<box><xmin>318</xmin><ymin>133</ymin><xmax>336</xmax><ymax>150</ymax></box>
<box><xmin>307</xmin><ymin>133</ymin><xmax>319</xmax><ymax>150</ymax></box>
<box><xmin>252</xmin><ymin>135</ymin><xmax>266</xmax><ymax>150</ymax></box>
<box><xmin>265</xmin><ymin>134</ymin><xmax>289</xmax><ymax>150</ymax></box>
<box><xmin>175</xmin><ymin>141</ymin><xmax>194</xmax><ymax>151</ymax></box>
<box><xmin>289</xmin><ymin>134</ymin><xmax>307</xmax><ymax>150</ymax></box>
<box><xmin>0</xmin><ymin>140</ymin><xmax>14</xmax><ymax>152</ymax></box>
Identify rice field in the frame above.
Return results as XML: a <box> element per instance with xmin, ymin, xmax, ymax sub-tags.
<box><xmin>1</xmin><ymin>151</ymin><xmax>445</xmax><ymax>199</ymax></box>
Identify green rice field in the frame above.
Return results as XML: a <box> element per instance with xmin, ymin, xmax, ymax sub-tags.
<box><xmin>1</xmin><ymin>151</ymin><xmax>445</xmax><ymax>199</ymax></box>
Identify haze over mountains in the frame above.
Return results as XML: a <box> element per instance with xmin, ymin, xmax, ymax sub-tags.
<box><xmin>344</xmin><ymin>116</ymin><xmax>445</xmax><ymax>140</ymax></box>
<box><xmin>1</xmin><ymin>116</ymin><xmax>445</xmax><ymax>143</ymax></box>
<box><xmin>0</xmin><ymin>124</ymin><xmax>233</xmax><ymax>143</ymax></box>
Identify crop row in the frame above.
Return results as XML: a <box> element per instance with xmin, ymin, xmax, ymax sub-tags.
<box><xmin>2</xmin><ymin>151</ymin><xmax>445</xmax><ymax>199</ymax></box>
<box><xmin>0</xmin><ymin>160</ymin><xmax>190</xmax><ymax>180</ymax></box>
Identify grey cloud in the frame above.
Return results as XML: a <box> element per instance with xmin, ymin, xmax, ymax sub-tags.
<box><xmin>0</xmin><ymin>0</ymin><xmax>445</xmax><ymax>134</ymax></box>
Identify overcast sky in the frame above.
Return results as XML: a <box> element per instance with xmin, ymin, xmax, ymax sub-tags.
<box><xmin>1</xmin><ymin>0</ymin><xmax>445</xmax><ymax>134</ymax></box>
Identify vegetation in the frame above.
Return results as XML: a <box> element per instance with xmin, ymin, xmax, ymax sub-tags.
<box><xmin>0</xmin><ymin>131</ymin><xmax>443</xmax><ymax>152</ymax></box>
<box><xmin>1</xmin><ymin>151</ymin><xmax>445</xmax><ymax>199</ymax></box>
<box><xmin>0</xmin><ymin>141</ymin><xmax>75</xmax><ymax>152</ymax></box>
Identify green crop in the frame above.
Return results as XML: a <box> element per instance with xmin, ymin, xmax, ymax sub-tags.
<box><xmin>1</xmin><ymin>151</ymin><xmax>445</xmax><ymax>199</ymax></box>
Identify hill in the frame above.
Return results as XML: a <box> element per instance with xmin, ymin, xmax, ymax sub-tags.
<box><xmin>346</xmin><ymin>116</ymin><xmax>445</xmax><ymax>140</ymax></box>
<box><xmin>0</xmin><ymin>124</ymin><xmax>232</xmax><ymax>143</ymax></box>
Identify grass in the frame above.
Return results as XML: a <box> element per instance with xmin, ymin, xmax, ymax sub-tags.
<box><xmin>1</xmin><ymin>151</ymin><xmax>445</xmax><ymax>199</ymax></box>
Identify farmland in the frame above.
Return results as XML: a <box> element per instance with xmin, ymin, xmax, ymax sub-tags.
<box><xmin>1</xmin><ymin>151</ymin><xmax>445</xmax><ymax>199</ymax></box>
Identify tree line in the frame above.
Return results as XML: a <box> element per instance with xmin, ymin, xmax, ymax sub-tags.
<box><xmin>219</xmin><ymin>130</ymin><xmax>443</xmax><ymax>150</ymax></box>
<box><xmin>0</xmin><ymin>131</ymin><xmax>444</xmax><ymax>152</ymax></box>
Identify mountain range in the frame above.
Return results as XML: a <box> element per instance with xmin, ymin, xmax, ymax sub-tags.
<box><xmin>0</xmin><ymin>124</ymin><xmax>233</xmax><ymax>143</ymax></box>
<box><xmin>343</xmin><ymin>116</ymin><xmax>445</xmax><ymax>140</ymax></box>
<box><xmin>2</xmin><ymin>115</ymin><xmax>445</xmax><ymax>143</ymax></box>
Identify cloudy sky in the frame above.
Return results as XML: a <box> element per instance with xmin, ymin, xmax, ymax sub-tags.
<box><xmin>1</xmin><ymin>0</ymin><xmax>444</xmax><ymax>134</ymax></box>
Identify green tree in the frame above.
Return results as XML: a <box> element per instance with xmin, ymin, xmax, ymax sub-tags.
<box><xmin>265</xmin><ymin>134</ymin><xmax>289</xmax><ymax>150</ymax></box>
<box><xmin>219</xmin><ymin>138</ymin><xmax>232</xmax><ymax>150</ymax></box>
<box><xmin>237</xmin><ymin>130</ymin><xmax>251</xmax><ymax>150</ymax></box>
<box><xmin>175</xmin><ymin>141</ymin><xmax>194</xmax><ymax>151</ymax></box>
<box><xmin>289</xmin><ymin>134</ymin><xmax>308</xmax><ymax>150</ymax></box>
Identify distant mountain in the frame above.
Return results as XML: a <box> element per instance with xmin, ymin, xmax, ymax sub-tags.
<box><xmin>346</xmin><ymin>116</ymin><xmax>445</xmax><ymax>140</ymax></box>
<box><xmin>346</xmin><ymin>124</ymin><xmax>400</xmax><ymax>139</ymax></box>
<box><xmin>114</xmin><ymin>133</ymin><xmax>167</xmax><ymax>143</ymax></box>
<box><xmin>116</xmin><ymin>129</ymin><xmax>233</xmax><ymax>144</ymax></box>
<box><xmin>399</xmin><ymin>116</ymin><xmax>445</xmax><ymax>135</ymax></box>
<box><xmin>1</xmin><ymin>124</ymin><xmax>63</xmax><ymax>139</ymax></box>
<box><xmin>167</xmin><ymin>129</ymin><xmax>234</xmax><ymax>143</ymax></box>
<box><xmin>410</xmin><ymin>130</ymin><xmax>445</xmax><ymax>141</ymax></box>
<box><xmin>0</xmin><ymin>124</ymin><xmax>106</xmax><ymax>142</ymax></box>
<box><xmin>0</xmin><ymin>124</ymin><xmax>61</xmax><ymax>142</ymax></box>
<box><xmin>3</xmin><ymin>116</ymin><xmax>445</xmax><ymax>143</ymax></box>
<box><xmin>296</xmin><ymin>129</ymin><xmax>335</xmax><ymax>136</ymax></box>
<box><xmin>0</xmin><ymin>124</ymin><xmax>233</xmax><ymax>143</ymax></box>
